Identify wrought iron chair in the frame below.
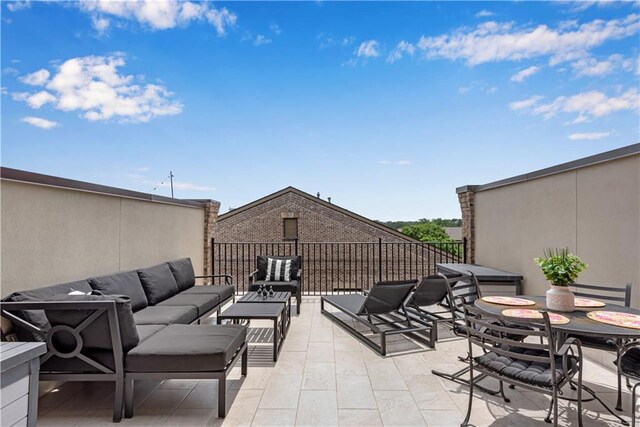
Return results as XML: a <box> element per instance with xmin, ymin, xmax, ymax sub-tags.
<box><xmin>619</xmin><ymin>342</ymin><xmax>640</xmax><ymax>426</ymax></box>
<box><xmin>568</xmin><ymin>282</ymin><xmax>633</xmax><ymax>410</ymax></box>
<box><xmin>460</xmin><ymin>305</ymin><xmax>586</xmax><ymax>427</ymax></box>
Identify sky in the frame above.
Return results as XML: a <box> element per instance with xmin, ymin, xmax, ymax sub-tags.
<box><xmin>1</xmin><ymin>1</ymin><xmax>639</xmax><ymax>221</ymax></box>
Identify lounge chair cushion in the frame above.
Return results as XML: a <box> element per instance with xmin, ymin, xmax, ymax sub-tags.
<box><xmin>45</xmin><ymin>294</ymin><xmax>140</xmax><ymax>351</ymax></box>
<box><xmin>133</xmin><ymin>305</ymin><xmax>197</xmax><ymax>325</ymax></box>
<box><xmin>322</xmin><ymin>294</ymin><xmax>366</xmax><ymax>315</ymax></box>
<box><xmin>2</xmin><ymin>279</ymin><xmax>93</xmax><ymax>342</ymax></box>
<box><xmin>125</xmin><ymin>324</ymin><xmax>246</xmax><ymax>372</ymax></box>
<box><xmin>475</xmin><ymin>346</ymin><xmax>578</xmax><ymax>388</ymax></box>
<box><xmin>250</xmin><ymin>281</ymin><xmax>299</xmax><ymax>294</ymax></box>
<box><xmin>182</xmin><ymin>284</ymin><xmax>235</xmax><ymax>302</ymax></box>
<box><xmin>167</xmin><ymin>258</ymin><xmax>196</xmax><ymax>291</ymax></box>
<box><xmin>137</xmin><ymin>263</ymin><xmax>180</xmax><ymax>305</ymax></box>
<box><xmin>157</xmin><ymin>293</ymin><xmax>220</xmax><ymax>317</ymax></box>
<box><xmin>90</xmin><ymin>271</ymin><xmax>149</xmax><ymax>312</ymax></box>
<box><xmin>256</xmin><ymin>256</ymin><xmax>300</xmax><ymax>281</ymax></box>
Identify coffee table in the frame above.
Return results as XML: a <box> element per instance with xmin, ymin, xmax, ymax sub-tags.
<box><xmin>217</xmin><ymin>303</ymin><xmax>288</xmax><ymax>361</ymax></box>
<box><xmin>237</xmin><ymin>291</ymin><xmax>292</xmax><ymax>330</ymax></box>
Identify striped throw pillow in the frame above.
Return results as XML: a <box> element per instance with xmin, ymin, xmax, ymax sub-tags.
<box><xmin>265</xmin><ymin>258</ymin><xmax>292</xmax><ymax>282</ymax></box>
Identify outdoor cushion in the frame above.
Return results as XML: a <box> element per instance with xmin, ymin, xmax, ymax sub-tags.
<box><xmin>157</xmin><ymin>293</ymin><xmax>219</xmax><ymax>317</ymax></box>
<box><xmin>621</xmin><ymin>348</ymin><xmax>640</xmax><ymax>377</ymax></box>
<box><xmin>125</xmin><ymin>324</ymin><xmax>247</xmax><ymax>372</ymax></box>
<box><xmin>265</xmin><ymin>258</ymin><xmax>292</xmax><ymax>282</ymax></box>
<box><xmin>322</xmin><ymin>294</ymin><xmax>366</xmax><ymax>315</ymax></box>
<box><xmin>567</xmin><ymin>334</ymin><xmax>617</xmax><ymax>350</ymax></box>
<box><xmin>45</xmin><ymin>294</ymin><xmax>139</xmax><ymax>351</ymax></box>
<box><xmin>182</xmin><ymin>284</ymin><xmax>235</xmax><ymax>302</ymax></box>
<box><xmin>250</xmin><ymin>281</ymin><xmax>299</xmax><ymax>294</ymax></box>
<box><xmin>136</xmin><ymin>324</ymin><xmax>166</xmax><ymax>343</ymax></box>
<box><xmin>257</xmin><ymin>256</ymin><xmax>299</xmax><ymax>281</ymax></box>
<box><xmin>3</xmin><ymin>279</ymin><xmax>93</xmax><ymax>342</ymax></box>
<box><xmin>167</xmin><ymin>258</ymin><xmax>196</xmax><ymax>291</ymax></box>
<box><xmin>90</xmin><ymin>271</ymin><xmax>149</xmax><ymax>312</ymax></box>
<box><xmin>132</xmin><ymin>305</ymin><xmax>197</xmax><ymax>325</ymax></box>
<box><xmin>475</xmin><ymin>346</ymin><xmax>578</xmax><ymax>388</ymax></box>
<box><xmin>137</xmin><ymin>263</ymin><xmax>180</xmax><ymax>305</ymax></box>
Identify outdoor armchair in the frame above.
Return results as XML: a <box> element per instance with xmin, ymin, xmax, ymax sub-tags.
<box><xmin>249</xmin><ymin>255</ymin><xmax>302</xmax><ymax>314</ymax></box>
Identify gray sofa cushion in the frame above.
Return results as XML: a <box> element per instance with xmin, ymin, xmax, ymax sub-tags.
<box><xmin>125</xmin><ymin>324</ymin><xmax>246</xmax><ymax>373</ymax></box>
<box><xmin>45</xmin><ymin>294</ymin><xmax>140</xmax><ymax>351</ymax></box>
<box><xmin>137</xmin><ymin>263</ymin><xmax>179</xmax><ymax>305</ymax></box>
<box><xmin>133</xmin><ymin>305</ymin><xmax>197</xmax><ymax>325</ymax></box>
<box><xmin>167</xmin><ymin>258</ymin><xmax>196</xmax><ymax>291</ymax></box>
<box><xmin>136</xmin><ymin>324</ymin><xmax>166</xmax><ymax>343</ymax></box>
<box><xmin>3</xmin><ymin>280</ymin><xmax>93</xmax><ymax>342</ymax></box>
<box><xmin>90</xmin><ymin>271</ymin><xmax>149</xmax><ymax>312</ymax></box>
<box><xmin>182</xmin><ymin>284</ymin><xmax>235</xmax><ymax>302</ymax></box>
<box><xmin>250</xmin><ymin>281</ymin><xmax>299</xmax><ymax>294</ymax></box>
<box><xmin>157</xmin><ymin>293</ymin><xmax>219</xmax><ymax>317</ymax></box>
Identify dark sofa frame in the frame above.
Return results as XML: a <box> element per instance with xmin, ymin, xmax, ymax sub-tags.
<box><xmin>249</xmin><ymin>256</ymin><xmax>303</xmax><ymax>314</ymax></box>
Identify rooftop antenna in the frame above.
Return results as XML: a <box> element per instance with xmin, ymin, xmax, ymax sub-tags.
<box><xmin>169</xmin><ymin>171</ymin><xmax>174</xmax><ymax>198</ymax></box>
<box><xmin>317</xmin><ymin>192</ymin><xmax>320</xmax><ymax>198</ymax></box>
<box><xmin>328</xmin><ymin>197</ymin><xmax>331</xmax><ymax>203</ymax></box>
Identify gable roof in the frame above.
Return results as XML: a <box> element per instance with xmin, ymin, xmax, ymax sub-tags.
<box><xmin>217</xmin><ymin>186</ymin><xmax>420</xmax><ymax>243</ymax></box>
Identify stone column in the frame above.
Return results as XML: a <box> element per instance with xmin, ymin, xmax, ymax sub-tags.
<box><xmin>457</xmin><ymin>186</ymin><xmax>476</xmax><ymax>264</ymax></box>
<box><xmin>202</xmin><ymin>200</ymin><xmax>221</xmax><ymax>276</ymax></box>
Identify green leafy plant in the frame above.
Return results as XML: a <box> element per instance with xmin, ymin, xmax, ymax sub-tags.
<box><xmin>534</xmin><ymin>248</ymin><xmax>588</xmax><ymax>286</ymax></box>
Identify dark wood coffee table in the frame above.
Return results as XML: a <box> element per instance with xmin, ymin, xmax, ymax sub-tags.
<box><xmin>217</xmin><ymin>303</ymin><xmax>288</xmax><ymax>361</ymax></box>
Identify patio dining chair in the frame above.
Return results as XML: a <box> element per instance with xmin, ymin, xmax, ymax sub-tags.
<box><xmin>320</xmin><ymin>279</ymin><xmax>437</xmax><ymax>355</ymax></box>
<box><xmin>619</xmin><ymin>342</ymin><xmax>640</xmax><ymax>426</ymax></box>
<box><xmin>567</xmin><ymin>282</ymin><xmax>633</xmax><ymax>411</ymax></box>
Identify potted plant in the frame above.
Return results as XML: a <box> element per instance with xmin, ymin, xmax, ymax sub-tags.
<box><xmin>534</xmin><ymin>248</ymin><xmax>588</xmax><ymax>312</ymax></box>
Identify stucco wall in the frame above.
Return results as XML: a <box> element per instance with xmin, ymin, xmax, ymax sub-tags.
<box><xmin>474</xmin><ymin>154</ymin><xmax>640</xmax><ymax>307</ymax></box>
<box><xmin>1</xmin><ymin>180</ymin><xmax>206</xmax><ymax>296</ymax></box>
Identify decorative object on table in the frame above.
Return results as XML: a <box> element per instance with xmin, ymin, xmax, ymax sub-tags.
<box><xmin>481</xmin><ymin>296</ymin><xmax>535</xmax><ymax>306</ymax></box>
<box><xmin>587</xmin><ymin>311</ymin><xmax>640</xmax><ymax>330</ymax></box>
<box><xmin>268</xmin><ymin>285</ymin><xmax>274</xmax><ymax>298</ymax></box>
<box><xmin>574</xmin><ymin>297</ymin><xmax>606</xmax><ymax>308</ymax></box>
<box><xmin>534</xmin><ymin>248</ymin><xmax>588</xmax><ymax>312</ymax></box>
<box><xmin>502</xmin><ymin>308</ymin><xmax>571</xmax><ymax>325</ymax></box>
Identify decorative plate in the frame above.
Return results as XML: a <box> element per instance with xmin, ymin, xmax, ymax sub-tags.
<box><xmin>574</xmin><ymin>297</ymin><xmax>606</xmax><ymax>308</ymax></box>
<box><xmin>481</xmin><ymin>296</ymin><xmax>535</xmax><ymax>306</ymax></box>
<box><xmin>587</xmin><ymin>311</ymin><xmax>640</xmax><ymax>330</ymax></box>
<box><xmin>501</xmin><ymin>309</ymin><xmax>570</xmax><ymax>325</ymax></box>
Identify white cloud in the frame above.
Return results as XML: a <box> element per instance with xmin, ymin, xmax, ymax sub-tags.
<box><xmin>416</xmin><ymin>14</ymin><xmax>640</xmax><ymax>66</ymax></box>
<box><xmin>571</xmin><ymin>53</ymin><xmax>636</xmax><ymax>77</ymax></box>
<box><xmin>3</xmin><ymin>67</ymin><xmax>19</xmax><ymax>76</ymax></box>
<box><xmin>1</xmin><ymin>87</ymin><xmax>7</xmax><ymax>96</ymax></box>
<box><xmin>568</xmin><ymin>131</ymin><xmax>611</xmax><ymax>140</ymax></box>
<box><xmin>77</xmin><ymin>1</ymin><xmax>236</xmax><ymax>35</ymax></box>
<box><xmin>13</xmin><ymin>54</ymin><xmax>183</xmax><ymax>123</ymax></box>
<box><xmin>92</xmin><ymin>15</ymin><xmax>110</xmax><ymax>34</ymax></box>
<box><xmin>457</xmin><ymin>81</ymin><xmax>498</xmax><ymax>95</ymax></box>
<box><xmin>510</xmin><ymin>87</ymin><xmax>639</xmax><ymax>122</ymax></box>
<box><xmin>357</xmin><ymin>40</ymin><xmax>380</xmax><ymax>58</ymax></box>
<box><xmin>318</xmin><ymin>33</ymin><xmax>354</xmax><ymax>49</ymax></box>
<box><xmin>270</xmin><ymin>23</ymin><xmax>281</xmax><ymax>35</ymax></box>
<box><xmin>19</xmin><ymin>69</ymin><xmax>50</xmax><ymax>86</ymax></box>
<box><xmin>511</xmin><ymin>66</ymin><xmax>541</xmax><ymax>82</ymax></box>
<box><xmin>476</xmin><ymin>10</ymin><xmax>495</xmax><ymax>18</ymax></box>
<box><xmin>387</xmin><ymin>41</ymin><xmax>415</xmax><ymax>63</ymax></box>
<box><xmin>254</xmin><ymin>34</ymin><xmax>272</xmax><ymax>46</ymax></box>
<box><xmin>6</xmin><ymin>1</ymin><xmax>30</xmax><ymax>12</ymax></box>
<box><xmin>378</xmin><ymin>160</ymin><xmax>412</xmax><ymax>166</ymax></box>
<box><xmin>21</xmin><ymin>116</ymin><xmax>58</xmax><ymax>129</ymax></box>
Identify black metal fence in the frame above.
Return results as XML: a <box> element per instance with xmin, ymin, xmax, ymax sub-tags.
<box><xmin>211</xmin><ymin>238</ymin><xmax>466</xmax><ymax>295</ymax></box>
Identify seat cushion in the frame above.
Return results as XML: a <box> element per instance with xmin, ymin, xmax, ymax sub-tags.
<box><xmin>136</xmin><ymin>324</ymin><xmax>166</xmax><ymax>343</ymax></box>
<box><xmin>158</xmin><ymin>293</ymin><xmax>220</xmax><ymax>317</ymax></box>
<box><xmin>125</xmin><ymin>324</ymin><xmax>247</xmax><ymax>373</ymax></box>
<box><xmin>475</xmin><ymin>346</ymin><xmax>578</xmax><ymax>388</ymax></box>
<box><xmin>137</xmin><ymin>263</ymin><xmax>180</xmax><ymax>305</ymax></box>
<box><xmin>250</xmin><ymin>281</ymin><xmax>298</xmax><ymax>294</ymax></box>
<box><xmin>90</xmin><ymin>271</ymin><xmax>149</xmax><ymax>312</ymax></box>
<box><xmin>133</xmin><ymin>305</ymin><xmax>198</xmax><ymax>325</ymax></box>
<box><xmin>167</xmin><ymin>258</ymin><xmax>196</xmax><ymax>292</ymax></box>
<box><xmin>182</xmin><ymin>284</ymin><xmax>235</xmax><ymax>302</ymax></box>
<box><xmin>621</xmin><ymin>348</ymin><xmax>640</xmax><ymax>377</ymax></box>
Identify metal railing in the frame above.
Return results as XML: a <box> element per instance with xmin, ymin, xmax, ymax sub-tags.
<box><xmin>211</xmin><ymin>238</ymin><xmax>466</xmax><ymax>295</ymax></box>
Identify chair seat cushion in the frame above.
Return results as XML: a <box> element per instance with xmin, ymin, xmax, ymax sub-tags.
<box><xmin>322</xmin><ymin>294</ymin><xmax>366</xmax><ymax>315</ymax></box>
<box><xmin>136</xmin><ymin>324</ymin><xmax>166</xmax><ymax>343</ymax></box>
<box><xmin>125</xmin><ymin>324</ymin><xmax>247</xmax><ymax>372</ymax></box>
<box><xmin>621</xmin><ymin>348</ymin><xmax>640</xmax><ymax>377</ymax></box>
<box><xmin>475</xmin><ymin>347</ymin><xmax>578</xmax><ymax>388</ymax></box>
<box><xmin>250</xmin><ymin>281</ymin><xmax>299</xmax><ymax>294</ymax></box>
<box><xmin>182</xmin><ymin>285</ymin><xmax>235</xmax><ymax>302</ymax></box>
<box><xmin>133</xmin><ymin>305</ymin><xmax>197</xmax><ymax>325</ymax></box>
<box><xmin>566</xmin><ymin>334</ymin><xmax>617</xmax><ymax>350</ymax></box>
<box><xmin>158</xmin><ymin>293</ymin><xmax>220</xmax><ymax>317</ymax></box>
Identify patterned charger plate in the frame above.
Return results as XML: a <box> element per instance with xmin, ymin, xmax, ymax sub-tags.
<box><xmin>574</xmin><ymin>297</ymin><xmax>606</xmax><ymax>308</ymax></box>
<box><xmin>481</xmin><ymin>296</ymin><xmax>535</xmax><ymax>306</ymax></box>
<box><xmin>587</xmin><ymin>311</ymin><xmax>640</xmax><ymax>330</ymax></box>
<box><xmin>502</xmin><ymin>309</ymin><xmax>570</xmax><ymax>325</ymax></box>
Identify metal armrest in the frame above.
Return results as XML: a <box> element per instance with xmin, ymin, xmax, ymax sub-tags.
<box><xmin>619</xmin><ymin>340</ymin><xmax>640</xmax><ymax>360</ymax></box>
<box><xmin>557</xmin><ymin>337</ymin><xmax>583</xmax><ymax>375</ymax></box>
<box><xmin>195</xmin><ymin>274</ymin><xmax>232</xmax><ymax>285</ymax></box>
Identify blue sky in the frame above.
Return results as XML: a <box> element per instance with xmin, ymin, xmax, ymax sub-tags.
<box><xmin>2</xmin><ymin>1</ymin><xmax>639</xmax><ymax>220</ymax></box>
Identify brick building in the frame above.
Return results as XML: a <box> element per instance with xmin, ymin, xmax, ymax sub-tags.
<box><xmin>212</xmin><ymin>187</ymin><xmax>462</xmax><ymax>293</ymax></box>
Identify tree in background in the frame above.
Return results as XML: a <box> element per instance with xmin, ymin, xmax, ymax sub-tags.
<box><xmin>380</xmin><ymin>218</ymin><xmax>462</xmax><ymax>231</ymax></box>
<box><xmin>402</xmin><ymin>221</ymin><xmax>452</xmax><ymax>242</ymax></box>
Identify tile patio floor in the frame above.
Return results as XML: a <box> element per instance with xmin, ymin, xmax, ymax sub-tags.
<box><xmin>38</xmin><ymin>297</ymin><xmax>633</xmax><ymax>427</ymax></box>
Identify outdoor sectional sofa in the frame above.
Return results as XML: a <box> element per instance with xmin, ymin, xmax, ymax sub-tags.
<box><xmin>0</xmin><ymin>258</ymin><xmax>247</xmax><ymax>422</ymax></box>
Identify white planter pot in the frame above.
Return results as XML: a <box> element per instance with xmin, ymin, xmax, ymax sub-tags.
<box><xmin>546</xmin><ymin>285</ymin><xmax>575</xmax><ymax>312</ymax></box>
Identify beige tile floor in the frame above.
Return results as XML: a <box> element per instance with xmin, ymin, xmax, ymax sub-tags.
<box><xmin>38</xmin><ymin>297</ymin><xmax>634</xmax><ymax>426</ymax></box>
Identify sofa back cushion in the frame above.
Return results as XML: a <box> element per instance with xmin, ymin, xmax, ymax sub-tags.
<box><xmin>45</xmin><ymin>294</ymin><xmax>140</xmax><ymax>351</ymax></box>
<box><xmin>89</xmin><ymin>271</ymin><xmax>148</xmax><ymax>312</ymax></box>
<box><xmin>2</xmin><ymin>280</ymin><xmax>93</xmax><ymax>342</ymax></box>
<box><xmin>137</xmin><ymin>263</ymin><xmax>180</xmax><ymax>305</ymax></box>
<box><xmin>167</xmin><ymin>258</ymin><xmax>196</xmax><ymax>291</ymax></box>
<box><xmin>257</xmin><ymin>256</ymin><xmax>300</xmax><ymax>281</ymax></box>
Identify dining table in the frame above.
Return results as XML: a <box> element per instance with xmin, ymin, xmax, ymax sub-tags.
<box><xmin>475</xmin><ymin>295</ymin><xmax>640</xmax><ymax>425</ymax></box>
